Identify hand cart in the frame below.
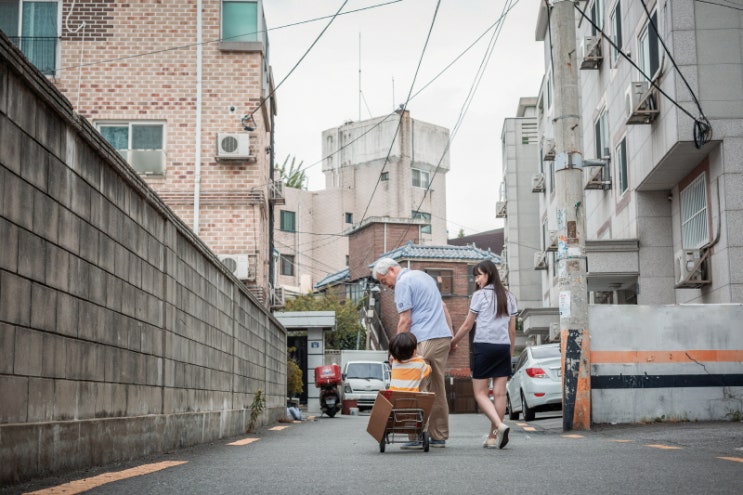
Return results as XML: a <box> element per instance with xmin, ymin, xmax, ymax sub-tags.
<box><xmin>379</xmin><ymin>396</ymin><xmax>429</xmax><ymax>452</ymax></box>
<box><xmin>366</xmin><ymin>391</ymin><xmax>435</xmax><ymax>453</ymax></box>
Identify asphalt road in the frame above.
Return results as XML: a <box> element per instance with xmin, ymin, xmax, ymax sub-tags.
<box><xmin>4</xmin><ymin>412</ymin><xmax>743</xmax><ymax>495</ymax></box>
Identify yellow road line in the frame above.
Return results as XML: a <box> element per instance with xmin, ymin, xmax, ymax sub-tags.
<box><xmin>269</xmin><ymin>425</ymin><xmax>290</xmax><ymax>431</ymax></box>
<box><xmin>717</xmin><ymin>456</ymin><xmax>743</xmax><ymax>463</ymax></box>
<box><xmin>228</xmin><ymin>437</ymin><xmax>260</xmax><ymax>446</ymax></box>
<box><xmin>23</xmin><ymin>460</ymin><xmax>187</xmax><ymax>495</ymax></box>
<box><xmin>522</xmin><ymin>427</ymin><xmax>537</xmax><ymax>432</ymax></box>
<box><xmin>561</xmin><ymin>434</ymin><xmax>585</xmax><ymax>439</ymax></box>
<box><xmin>609</xmin><ymin>439</ymin><xmax>633</xmax><ymax>443</ymax></box>
<box><xmin>645</xmin><ymin>444</ymin><xmax>682</xmax><ymax>450</ymax></box>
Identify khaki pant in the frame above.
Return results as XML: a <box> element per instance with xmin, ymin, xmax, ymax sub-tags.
<box><xmin>417</xmin><ymin>337</ymin><xmax>451</xmax><ymax>441</ymax></box>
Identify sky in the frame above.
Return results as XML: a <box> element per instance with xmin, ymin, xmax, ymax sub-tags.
<box><xmin>261</xmin><ymin>0</ymin><xmax>545</xmax><ymax>238</ymax></box>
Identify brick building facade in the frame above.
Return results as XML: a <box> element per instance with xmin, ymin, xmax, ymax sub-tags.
<box><xmin>35</xmin><ymin>0</ymin><xmax>277</xmax><ymax>305</ymax></box>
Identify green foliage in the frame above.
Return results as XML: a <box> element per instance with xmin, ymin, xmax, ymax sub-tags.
<box><xmin>247</xmin><ymin>389</ymin><xmax>265</xmax><ymax>433</ymax></box>
<box><xmin>287</xmin><ymin>347</ymin><xmax>304</xmax><ymax>397</ymax></box>
<box><xmin>276</xmin><ymin>155</ymin><xmax>307</xmax><ymax>190</ymax></box>
<box><xmin>284</xmin><ymin>294</ymin><xmax>365</xmax><ymax>350</ymax></box>
<box><xmin>457</xmin><ymin>228</ymin><xmax>465</xmax><ymax>238</ymax></box>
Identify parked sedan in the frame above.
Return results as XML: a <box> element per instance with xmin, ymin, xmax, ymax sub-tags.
<box><xmin>507</xmin><ymin>343</ymin><xmax>562</xmax><ymax>421</ymax></box>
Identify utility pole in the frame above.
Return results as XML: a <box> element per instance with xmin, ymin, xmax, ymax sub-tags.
<box><xmin>550</xmin><ymin>0</ymin><xmax>591</xmax><ymax>431</ymax></box>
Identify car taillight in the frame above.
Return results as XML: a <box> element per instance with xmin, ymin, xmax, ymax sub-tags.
<box><xmin>525</xmin><ymin>367</ymin><xmax>547</xmax><ymax>378</ymax></box>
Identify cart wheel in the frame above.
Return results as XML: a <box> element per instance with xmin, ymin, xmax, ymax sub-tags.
<box><xmin>379</xmin><ymin>436</ymin><xmax>386</xmax><ymax>453</ymax></box>
<box><xmin>422</xmin><ymin>432</ymin><xmax>430</xmax><ymax>452</ymax></box>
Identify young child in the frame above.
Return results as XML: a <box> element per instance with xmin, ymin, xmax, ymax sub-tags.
<box><xmin>388</xmin><ymin>332</ymin><xmax>431</xmax><ymax>392</ymax></box>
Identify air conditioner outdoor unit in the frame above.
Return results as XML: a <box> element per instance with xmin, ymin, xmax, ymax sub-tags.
<box><xmin>534</xmin><ymin>251</ymin><xmax>548</xmax><ymax>270</ymax></box>
<box><xmin>625</xmin><ymin>81</ymin><xmax>659</xmax><ymax>125</ymax></box>
<box><xmin>532</xmin><ymin>173</ymin><xmax>546</xmax><ymax>193</ymax></box>
<box><xmin>584</xmin><ymin>165</ymin><xmax>609</xmax><ymax>190</ymax></box>
<box><xmin>542</xmin><ymin>138</ymin><xmax>556</xmax><ymax>161</ymax></box>
<box><xmin>579</xmin><ymin>36</ymin><xmax>602</xmax><ymax>70</ymax></box>
<box><xmin>675</xmin><ymin>249</ymin><xmax>710</xmax><ymax>288</ymax></box>
<box><xmin>546</xmin><ymin>230</ymin><xmax>558</xmax><ymax>252</ymax></box>
<box><xmin>495</xmin><ymin>200</ymin><xmax>507</xmax><ymax>218</ymax></box>
<box><xmin>218</xmin><ymin>254</ymin><xmax>250</xmax><ymax>280</ymax></box>
<box><xmin>270</xmin><ymin>286</ymin><xmax>286</xmax><ymax>308</ymax></box>
<box><xmin>269</xmin><ymin>180</ymin><xmax>285</xmax><ymax>205</ymax></box>
<box><xmin>216</xmin><ymin>132</ymin><xmax>253</xmax><ymax>159</ymax></box>
<box><xmin>549</xmin><ymin>322</ymin><xmax>561</xmax><ymax>342</ymax></box>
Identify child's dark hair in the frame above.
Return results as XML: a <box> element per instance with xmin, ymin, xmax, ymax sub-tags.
<box><xmin>389</xmin><ymin>332</ymin><xmax>418</xmax><ymax>362</ymax></box>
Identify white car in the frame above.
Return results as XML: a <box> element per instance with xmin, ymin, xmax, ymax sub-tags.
<box><xmin>507</xmin><ymin>343</ymin><xmax>562</xmax><ymax>421</ymax></box>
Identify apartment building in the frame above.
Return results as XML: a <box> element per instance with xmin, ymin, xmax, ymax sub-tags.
<box><xmin>274</xmin><ymin>111</ymin><xmax>451</xmax><ymax>296</ymax></box>
<box><xmin>507</xmin><ymin>0</ymin><xmax>743</xmax><ymax>339</ymax></box>
<box><xmin>2</xmin><ymin>0</ymin><xmax>278</xmax><ymax>305</ymax></box>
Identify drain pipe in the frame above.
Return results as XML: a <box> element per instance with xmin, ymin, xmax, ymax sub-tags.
<box><xmin>193</xmin><ymin>0</ymin><xmax>203</xmax><ymax>234</ymax></box>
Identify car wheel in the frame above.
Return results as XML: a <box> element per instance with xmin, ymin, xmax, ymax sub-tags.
<box><xmin>507</xmin><ymin>394</ymin><xmax>519</xmax><ymax>420</ymax></box>
<box><xmin>521</xmin><ymin>391</ymin><xmax>535</xmax><ymax>421</ymax></box>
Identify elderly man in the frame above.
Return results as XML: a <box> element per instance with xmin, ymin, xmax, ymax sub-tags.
<box><xmin>372</xmin><ymin>257</ymin><xmax>452</xmax><ymax>449</ymax></box>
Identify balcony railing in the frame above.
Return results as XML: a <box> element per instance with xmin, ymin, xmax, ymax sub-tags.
<box><xmin>9</xmin><ymin>36</ymin><xmax>58</xmax><ymax>76</ymax></box>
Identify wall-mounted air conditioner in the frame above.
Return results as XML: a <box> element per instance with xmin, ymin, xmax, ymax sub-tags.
<box><xmin>269</xmin><ymin>180</ymin><xmax>285</xmax><ymax>205</ymax></box>
<box><xmin>532</xmin><ymin>173</ymin><xmax>546</xmax><ymax>193</ymax></box>
<box><xmin>534</xmin><ymin>251</ymin><xmax>548</xmax><ymax>270</ymax></box>
<box><xmin>270</xmin><ymin>286</ymin><xmax>286</xmax><ymax>308</ymax></box>
<box><xmin>216</xmin><ymin>132</ymin><xmax>253</xmax><ymax>160</ymax></box>
<box><xmin>218</xmin><ymin>254</ymin><xmax>250</xmax><ymax>280</ymax></box>
<box><xmin>549</xmin><ymin>322</ymin><xmax>561</xmax><ymax>342</ymax></box>
<box><xmin>579</xmin><ymin>36</ymin><xmax>602</xmax><ymax>70</ymax></box>
<box><xmin>542</xmin><ymin>138</ymin><xmax>556</xmax><ymax>161</ymax></box>
<box><xmin>495</xmin><ymin>200</ymin><xmax>507</xmax><ymax>218</ymax></box>
<box><xmin>584</xmin><ymin>165</ymin><xmax>611</xmax><ymax>190</ymax></box>
<box><xmin>546</xmin><ymin>230</ymin><xmax>558</xmax><ymax>252</ymax></box>
<box><xmin>675</xmin><ymin>249</ymin><xmax>710</xmax><ymax>288</ymax></box>
<box><xmin>625</xmin><ymin>81</ymin><xmax>659</xmax><ymax>125</ymax></box>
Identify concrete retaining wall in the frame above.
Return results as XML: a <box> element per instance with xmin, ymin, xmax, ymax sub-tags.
<box><xmin>0</xmin><ymin>34</ymin><xmax>286</xmax><ymax>484</ymax></box>
<box><xmin>590</xmin><ymin>304</ymin><xmax>743</xmax><ymax>424</ymax></box>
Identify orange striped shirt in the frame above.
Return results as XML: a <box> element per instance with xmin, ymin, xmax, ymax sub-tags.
<box><xmin>389</xmin><ymin>356</ymin><xmax>431</xmax><ymax>392</ymax></box>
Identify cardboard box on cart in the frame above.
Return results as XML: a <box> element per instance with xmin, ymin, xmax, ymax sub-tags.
<box><xmin>366</xmin><ymin>390</ymin><xmax>435</xmax><ymax>443</ymax></box>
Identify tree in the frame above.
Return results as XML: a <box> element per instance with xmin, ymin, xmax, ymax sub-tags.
<box><xmin>457</xmin><ymin>228</ymin><xmax>465</xmax><ymax>238</ymax></box>
<box><xmin>276</xmin><ymin>155</ymin><xmax>307</xmax><ymax>190</ymax></box>
<box><xmin>284</xmin><ymin>294</ymin><xmax>366</xmax><ymax>350</ymax></box>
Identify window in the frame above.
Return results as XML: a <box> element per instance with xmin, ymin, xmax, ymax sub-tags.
<box><xmin>610</xmin><ymin>1</ymin><xmax>622</xmax><ymax>63</ymax></box>
<box><xmin>616</xmin><ymin>138</ymin><xmax>628</xmax><ymax>193</ymax></box>
<box><xmin>345</xmin><ymin>212</ymin><xmax>353</xmax><ymax>224</ymax></box>
<box><xmin>98</xmin><ymin>122</ymin><xmax>165</xmax><ymax>175</ymax></box>
<box><xmin>0</xmin><ymin>0</ymin><xmax>59</xmax><ymax>75</ymax></box>
<box><xmin>425</xmin><ymin>269</ymin><xmax>453</xmax><ymax>296</ymax></box>
<box><xmin>222</xmin><ymin>1</ymin><xmax>258</xmax><ymax>42</ymax></box>
<box><xmin>380</xmin><ymin>171</ymin><xmax>389</xmax><ymax>181</ymax></box>
<box><xmin>639</xmin><ymin>9</ymin><xmax>660</xmax><ymax>79</ymax></box>
<box><xmin>412</xmin><ymin>168</ymin><xmax>429</xmax><ymax>188</ymax></box>
<box><xmin>280</xmin><ymin>254</ymin><xmax>295</xmax><ymax>276</ymax></box>
<box><xmin>280</xmin><ymin>210</ymin><xmax>296</xmax><ymax>232</ymax></box>
<box><xmin>680</xmin><ymin>174</ymin><xmax>709</xmax><ymax>249</ymax></box>
<box><xmin>412</xmin><ymin>211</ymin><xmax>431</xmax><ymax>234</ymax></box>
<box><xmin>590</xmin><ymin>0</ymin><xmax>604</xmax><ymax>35</ymax></box>
<box><xmin>594</xmin><ymin>110</ymin><xmax>609</xmax><ymax>159</ymax></box>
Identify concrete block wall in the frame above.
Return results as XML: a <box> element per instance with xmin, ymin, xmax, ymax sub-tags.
<box><xmin>590</xmin><ymin>304</ymin><xmax>743</xmax><ymax>424</ymax></box>
<box><xmin>0</xmin><ymin>35</ymin><xmax>286</xmax><ymax>484</ymax></box>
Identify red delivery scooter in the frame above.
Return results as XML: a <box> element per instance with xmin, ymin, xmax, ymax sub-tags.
<box><xmin>314</xmin><ymin>364</ymin><xmax>342</xmax><ymax>418</ymax></box>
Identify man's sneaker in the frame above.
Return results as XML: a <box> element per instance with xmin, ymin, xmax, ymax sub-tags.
<box><xmin>429</xmin><ymin>439</ymin><xmax>446</xmax><ymax>448</ymax></box>
<box><xmin>400</xmin><ymin>441</ymin><xmax>423</xmax><ymax>450</ymax></box>
<box><xmin>496</xmin><ymin>423</ymin><xmax>510</xmax><ymax>449</ymax></box>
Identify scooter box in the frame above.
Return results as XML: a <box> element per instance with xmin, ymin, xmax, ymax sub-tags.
<box><xmin>314</xmin><ymin>364</ymin><xmax>342</xmax><ymax>387</ymax></box>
